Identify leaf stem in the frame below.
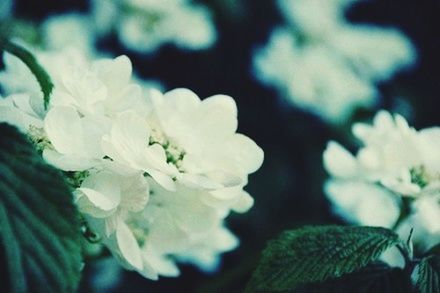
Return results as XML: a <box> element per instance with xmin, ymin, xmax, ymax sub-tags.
<box><xmin>1</xmin><ymin>40</ymin><xmax>53</xmax><ymax>110</ymax></box>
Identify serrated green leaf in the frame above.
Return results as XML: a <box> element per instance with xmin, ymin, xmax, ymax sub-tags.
<box><xmin>297</xmin><ymin>262</ymin><xmax>412</xmax><ymax>293</ymax></box>
<box><xmin>416</xmin><ymin>255</ymin><xmax>440</xmax><ymax>293</ymax></box>
<box><xmin>246</xmin><ymin>225</ymin><xmax>401</xmax><ymax>292</ymax></box>
<box><xmin>0</xmin><ymin>123</ymin><xmax>82</xmax><ymax>292</ymax></box>
<box><xmin>1</xmin><ymin>40</ymin><xmax>53</xmax><ymax>110</ymax></box>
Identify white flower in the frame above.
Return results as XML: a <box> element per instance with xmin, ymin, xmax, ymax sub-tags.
<box><xmin>331</xmin><ymin>25</ymin><xmax>416</xmax><ymax>82</ymax></box>
<box><xmin>76</xmin><ymin>171</ymin><xmax>150</xmax><ymax>236</ymax></box>
<box><xmin>101</xmin><ymin>111</ymin><xmax>178</xmax><ymax>190</ymax></box>
<box><xmin>253</xmin><ymin>0</ymin><xmax>416</xmax><ymax>124</ymax></box>
<box><xmin>0</xmin><ymin>48</ymin><xmax>264</xmax><ymax>280</ymax></box>
<box><xmin>95</xmin><ymin>179</ymin><xmax>240</xmax><ymax>279</ymax></box>
<box><xmin>254</xmin><ymin>29</ymin><xmax>378</xmax><ymax>124</ymax></box>
<box><xmin>41</xmin><ymin>13</ymin><xmax>96</xmax><ymax>56</ymax></box>
<box><xmin>323</xmin><ymin>110</ymin><xmax>440</xmax><ymax>253</ymax></box>
<box><xmin>277</xmin><ymin>0</ymin><xmax>353</xmax><ymax>38</ymax></box>
<box><xmin>148</xmin><ymin>88</ymin><xmax>264</xmax><ymax>202</ymax></box>
<box><xmin>91</xmin><ymin>0</ymin><xmax>217</xmax><ymax>53</ymax></box>
<box><xmin>324</xmin><ymin>110</ymin><xmax>433</xmax><ymax>196</ymax></box>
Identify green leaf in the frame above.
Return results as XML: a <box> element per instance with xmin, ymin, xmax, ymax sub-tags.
<box><xmin>298</xmin><ymin>262</ymin><xmax>412</xmax><ymax>293</ymax></box>
<box><xmin>415</xmin><ymin>255</ymin><xmax>440</xmax><ymax>293</ymax></box>
<box><xmin>1</xmin><ymin>40</ymin><xmax>54</xmax><ymax>110</ymax></box>
<box><xmin>246</xmin><ymin>225</ymin><xmax>401</xmax><ymax>292</ymax></box>
<box><xmin>0</xmin><ymin>123</ymin><xmax>83</xmax><ymax>292</ymax></box>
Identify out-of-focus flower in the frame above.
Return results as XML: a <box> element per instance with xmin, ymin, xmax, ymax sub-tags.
<box><xmin>0</xmin><ymin>48</ymin><xmax>264</xmax><ymax>279</ymax></box>
<box><xmin>323</xmin><ymin>110</ymin><xmax>440</xmax><ymax>255</ymax></box>
<box><xmin>253</xmin><ymin>0</ymin><xmax>416</xmax><ymax>124</ymax></box>
<box><xmin>41</xmin><ymin>13</ymin><xmax>96</xmax><ymax>56</ymax></box>
<box><xmin>91</xmin><ymin>0</ymin><xmax>217</xmax><ymax>53</ymax></box>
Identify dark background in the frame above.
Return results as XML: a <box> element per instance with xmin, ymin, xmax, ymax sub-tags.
<box><xmin>9</xmin><ymin>0</ymin><xmax>440</xmax><ymax>291</ymax></box>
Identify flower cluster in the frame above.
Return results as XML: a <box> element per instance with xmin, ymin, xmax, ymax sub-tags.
<box><xmin>253</xmin><ymin>0</ymin><xmax>416</xmax><ymax>124</ymax></box>
<box><xmin>323</xmin><ymin>110</ymin><xmax>440</xmax><ymax>252</ymax></box>
<box><xmin>0</xmin><ymin>49</ymin><xmax>264</xmax><ymax>279</ymax></box>
<box><xmin>91</xmin><ymin>0</ymin><xmax>217</xmax><ymax>53</ymax></box>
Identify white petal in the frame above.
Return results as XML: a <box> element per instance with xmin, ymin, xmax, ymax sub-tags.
<box><xmin>231</xmin><ymin>191</ymin><xmax>254</xmax><ymax>213</ymax></box>
<box><xmin>145</xmin><ymin>168</ymin><xmax>176</xmax><ymax>191</ymax></box>
<box><xmin>75</xmin><ymin>188</ymin><xmax>119</xmax><ymax>218</ymax></box>
<box><xmin>195</xmin><ymin>94</ymin><xmax>238</xmax><ymax>138</ymax></box>
<box><xmin>142</xmin><ymin>250</ymin><xmax>179</xmax><ymax>278</ymax></box>
<box><xmin>178</xmin><ymin>173</ymin><xmax>224</xmax><ymax>190</ymax></box>
<box><xmin>175</xmin><ymin>202</ymin><xmax>219</xmax><ymax>234</ymax></box>
<box><xmin>418</xmin><ymin>127</ymin><xmax>440</xmax><ymax>173</ymax></box>
<box><xmin>110</xmin><ymin>112</ymin><xmax>150</xmax><ymax>157</ymax></box>
<box><xmin>44</xmin><ymin>107</ymin><xmax>82</xmax><ymax>154</ymax></box>
<box><xmin>324</xmin><ymin>180</ymin><xmax>400</xmax><ymax>227</ymax></box>
<box><xmin>163</xmin><ymin>88</ymin><xmax>201</xmax><ymax>113</ymax></box>
<box><xmin>116</xmin><ymin>221</ymin><xmax>143</xmax><ymax>270</ymax></box>
<box><xmin>42</xmin><ymin>149</ymin><xmax>96</xmax><ymax>171</ymax></box>
<box><xmin>323</xmin><ymin>141</ymin><xmax>358</xmax><ymax>178</ymax></box>
<box><xmin>226</xmin><ymin>134</ymin><xmax>264</xmax><ymax>174</ymax></box>
<box><xmin>93</xmin><ymin>55</ymin><xmax>132</xmax><ymax>93</ymax></box>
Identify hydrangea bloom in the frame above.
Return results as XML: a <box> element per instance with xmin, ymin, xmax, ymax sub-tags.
<box><xmin>253</xmin><ymin>0</ymin><xmax>416</xmax><ymax>124</ymax></box>
<box><xmin>0</xmin><ymin>48</ymin><xmax>264</xmax><ymax>279</ymax></box>
<box><xmin>91</xmin><ymin>0</ymin><xmax>217</xmax><ymax>53</ymax></box>
<box><xmin>323</xmin><ymin>110</ymin><xmax>440</xmax><ymax>254</ymax></box>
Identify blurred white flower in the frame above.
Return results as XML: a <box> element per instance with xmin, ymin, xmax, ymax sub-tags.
<box><xmin>41</xmin><ymin>13</ymin><xmax>96</xmax><ymax>56</ymax></box>
<box><xmin>0</xmin><ymin>48</ymin><xmax>263</xmax><ymax>279</ymax></box>
<box><xmin>253</xmin><ymin>0</ymin><xmax>416</xmax><ymax>124</ymax></box>
<box><xmin>91</xmin><ymin>0</ymin><xmax>217</xmax><ymax>53</ymax></box>
<box><xmin>323</xmin><ymin>110</ymin><xmax>440</xmax><ymax>254</ymax></box>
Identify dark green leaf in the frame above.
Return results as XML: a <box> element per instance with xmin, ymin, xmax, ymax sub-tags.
<box><xmin>297</xmin><ymin>262</ymin><xmax>412</xmax><ymax>293</ymax></box>
<box><xmin>1</xmin><ymin>40</ymin><xmax>53</xmax><ymax>110</ymax></box>
<box><xmin>246</xmin><ymin>225</ymin><xmax>401</xmax><ymax>292</ymax></box>
<box><xmin>415</xmin><ymin>255</ymin><xmax>440</xmax><ymax>293</ymax></box>
<box><xmin>0</xmin><ymin>123</ymin><xmax>82</xmax><ymax>292</ymax></box>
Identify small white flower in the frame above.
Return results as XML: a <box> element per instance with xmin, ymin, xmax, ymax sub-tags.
<box><xmin>41</xmin><ymin>13</ymin><xmax>96</xmax><ymax>56</ymax></box>
<box><xmin>101</xmin><ymin>111</ymin><xmax>178</xmax><ymax>190</ymax></box>
<box><xmin>91</xmin><ymin>0</ymin><xmax>217</xmax><ymax>53</ymax></box>
<box><xmin>148</xmin><ymin>88</ymin><xmax>264</xmax><ymax>199</ymax></box>
<box><xmin>254</xmin><ymin>0</ymin><xmax>416</xmax><ymax>124</ymax></box>
<box><xmin>324</xmin><ymin>110</ymin><xmax>431</xmax><ymax>196</ymax></box>
<box><xmin>76</xmin><ymin>171</ymin><xmax>150</xmax><ymax>235</ymax></box>
<box><xmin>323</xmin><ymin>110</ymin><xmax>440</xmax><ymax>253</ymax></box>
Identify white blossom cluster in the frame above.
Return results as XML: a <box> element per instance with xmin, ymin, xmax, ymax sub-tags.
<box><xmin>0</xmin><ymin>49</ymin><xmax>264</xmax><ymax>279</ymax></box>
<box><xmin>91</xmin><ymin>0</ymin><xmax>217</xmax><ymax>53</ymax></box>
<box><xmin>323</xmin><ymin>110</ymin><xmax>440</xmax><ymax>252</ymax></box>
<box><xmin>253</xmin><ymin>0</ymin><xmax>416</xmax><ymax>124</ymax></box>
